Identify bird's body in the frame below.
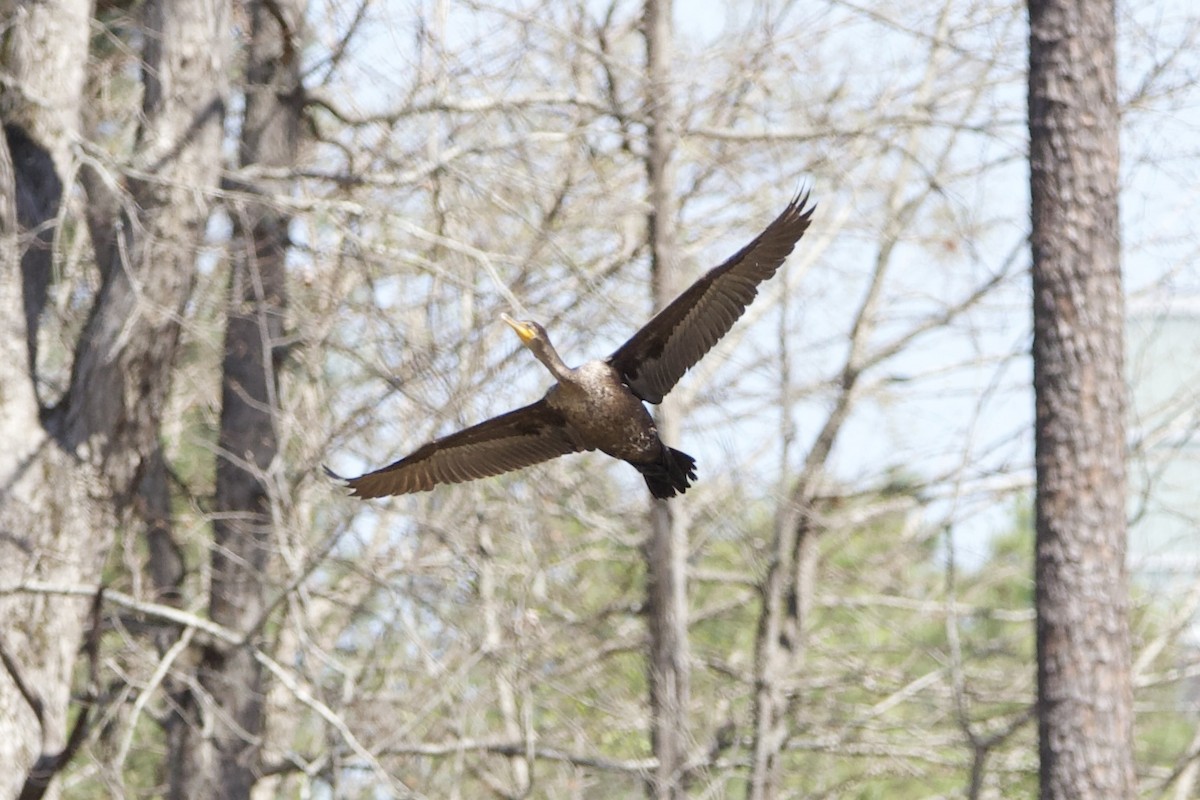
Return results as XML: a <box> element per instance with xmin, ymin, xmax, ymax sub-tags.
<box><xmin>330</xmin><ymin>193</ymin><xmax>814</xmax><ymax>500</ymax></box>
<box><xmin>537</xmin><ymin>358</ymin><xmax>696</xmax><ymax>498</ymax></box>
<box><xmin>545</xmin><ymin>360</ymin><xmax>659</xmax><ymax>462</ymax></box>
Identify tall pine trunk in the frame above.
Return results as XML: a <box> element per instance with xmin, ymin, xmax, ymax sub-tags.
<box><xmin>1028</xmin><ymin>0</ymin><xmax>1135</xmax><ymax>795</ymax></box>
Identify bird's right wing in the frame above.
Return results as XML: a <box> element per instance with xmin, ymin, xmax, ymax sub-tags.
<box><xmin>328</xmin><ymin>399</ymin><xmax>580</xmax><ymax>498</ymax></box>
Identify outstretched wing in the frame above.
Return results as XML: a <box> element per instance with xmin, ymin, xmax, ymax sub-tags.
<box><xmin>329</xmin><ymin>399</ymin><xmax>580</xmax><ymax>498</ymax></box>
<box><xmin>608</xmin><ymin>192</ymin><xmax>815</xmax><ymax>403</ymax></box>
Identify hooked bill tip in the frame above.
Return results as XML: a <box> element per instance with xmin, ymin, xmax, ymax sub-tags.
<box><xmin>501</xmin><ymin>312</ymin><xmax>535</xmax><ymax>343</ymax></box>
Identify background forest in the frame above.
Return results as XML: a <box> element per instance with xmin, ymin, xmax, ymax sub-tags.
<box><xmin>2</xmin><ymin>0</ymin><xmax>1199</xmax><ymax>797</ymax></box>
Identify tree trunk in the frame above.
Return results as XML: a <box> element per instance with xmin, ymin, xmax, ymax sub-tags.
<box><xmin>170</xmin><ymin>1</ymin><xmax>302</xmax><ymax>796</ymax></box>
<box><xmin>1028</xmin><ymin>0</ymin><xmax>1135</xmax><ymax>796</ymax></box>
<box><xmin>0</xmin><ymin>1</ymin><xmax>92</xmax><ymax>787</ymax></box>
<box><xmin>1</xmin><ymin>0</ymin><xmax>227</xmax><ymax>794</ymax></box>
<box><xmin>642</xmin><ymin>0</ymin><xmax>690</xmax><ymax>796</ymax></box>
<box><xmin>748</xmin><ymin>510</ymin><xmax>818</xmax><ymax>800</ymax></box>
<box><xmin>748</xmin><ymin>303</ymin><xmax>868</xmax><ymax>799</ymax></box>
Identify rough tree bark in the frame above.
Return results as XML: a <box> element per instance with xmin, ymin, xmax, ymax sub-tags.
<box><xmin>0</xmin><ymin>2</ymin><xmax>90</xmax><ymax>791</ymax></box>
<box><xmin>1028</xmin><ymin>0</ymin><xmax>1135</xmax><ymax>796</ymax></box>
<box><xmin>170</xmin><ymin>1</ymin><xmax>303</xmax><ymax>796</ymax></box>
<box><xmin>0</xmin><ymin>0</ymin><xmax>229</xmax><ymax>795</ymax></box>
<box><xmin>641</xmin><ymin>0</ymin><xmax>690</xmax><ymax>796</ymax></box>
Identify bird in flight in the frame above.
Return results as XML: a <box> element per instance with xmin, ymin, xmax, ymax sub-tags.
<box><xmin>329</xmin><ymin>192</ymin><xmax>814</xmax><ymax>500</ymax></box>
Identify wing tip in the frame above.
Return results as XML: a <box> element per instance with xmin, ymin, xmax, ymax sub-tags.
<box><xmin>788</xmin><ymin>185</ymin><xmax>817</xmax><ymax>221</ymax></box>
<box><xmin>324</xmin><ymin>463</ymin><xmax>373</xmax><ymax>499</ymax></box>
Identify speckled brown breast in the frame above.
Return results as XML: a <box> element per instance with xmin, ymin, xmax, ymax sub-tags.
<box><xmin>545</xmin><ymin>360</ymin><xmax>661</xmax><ymax>462</ymax></box>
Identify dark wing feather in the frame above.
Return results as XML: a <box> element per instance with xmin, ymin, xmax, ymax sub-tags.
<box><xmin>329</xmin><ymin>400</ymin><xmax>580</xmax><ymax>498</ymax></box>
<box><xmin>608</xmin><ymin>192</ymin><xmax>815</xmax><ymax>403</ymax></box>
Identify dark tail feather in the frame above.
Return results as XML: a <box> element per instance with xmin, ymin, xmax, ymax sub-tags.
<box><xmin>632</xmin><ymin>447</ymin><xmax>698</xmax><ymax>499</ymax></box>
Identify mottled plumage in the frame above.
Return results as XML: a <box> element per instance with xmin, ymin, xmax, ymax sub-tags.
<box><xmin>329</xmin><ymin>192</ymin><xmax>814</xmax><ymax>500</ymax></box>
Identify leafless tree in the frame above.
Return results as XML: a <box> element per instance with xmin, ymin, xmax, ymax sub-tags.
<box><xmin>162</xmin><ymin>1</ymin><xmax>307</xmax><ymax>796</ymax></box>
<box><xmin>641</xmin><ymin>0</ymin><xmax>691</xmax><ymax>796</ymax></box>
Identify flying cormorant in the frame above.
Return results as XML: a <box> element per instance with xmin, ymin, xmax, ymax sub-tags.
<box><xmin>330</xmin><ymin>193</ymin><xmax>814</xmax><ymax>500</ymax></box>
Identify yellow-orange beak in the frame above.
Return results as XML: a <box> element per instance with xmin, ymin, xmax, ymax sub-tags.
<box><xmin>500</xmin><ymin>312</ymin><xmax>536</xmax><ymax>345</ymax></box>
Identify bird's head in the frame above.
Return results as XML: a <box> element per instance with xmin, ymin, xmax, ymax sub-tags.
<box><xmin>501</xmin><ymin>312</ymin><xmax>571</xmax><ymax>378</ymax></box>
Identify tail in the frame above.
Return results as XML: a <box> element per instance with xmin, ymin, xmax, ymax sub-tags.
<box><xmin>632</xmin><ymin>447</ymin><xmax>697</xmax><ymax>500</ymax></box>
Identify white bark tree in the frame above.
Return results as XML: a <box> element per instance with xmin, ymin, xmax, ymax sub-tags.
<box><xmin>1</xmin><ymin>0</ymin><xmax>230</xmax><ymax>795</ymax></box>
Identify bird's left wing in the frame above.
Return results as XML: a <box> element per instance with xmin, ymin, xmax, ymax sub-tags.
<box><xmin>608</xmin><ymin>193</ymin><xmax>815</xmax><ymax>403</ymax></box>
<box><xmin>328</xmin><ymin>399</ymin><xmax>580</xmax><ymax>498</ymax></box>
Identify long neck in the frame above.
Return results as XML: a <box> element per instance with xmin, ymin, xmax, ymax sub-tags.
<box><xmin>532</xmin><ymin>339</ymin><xmax>574</xmax><ymax>383</ymax></box>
